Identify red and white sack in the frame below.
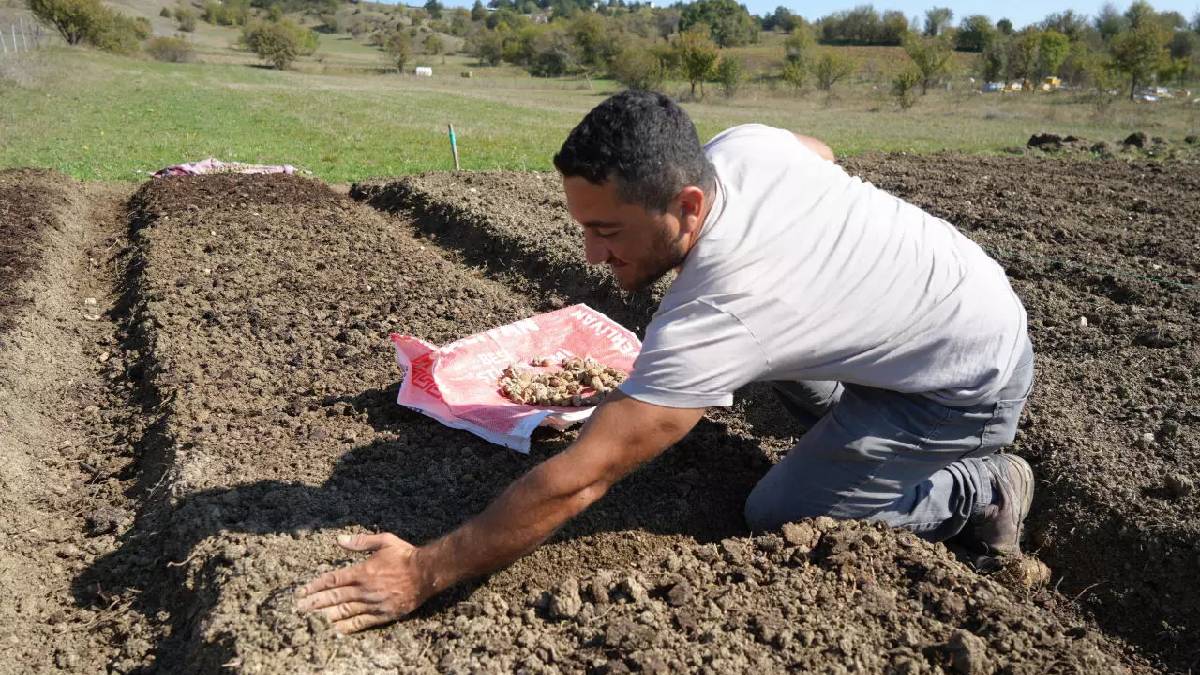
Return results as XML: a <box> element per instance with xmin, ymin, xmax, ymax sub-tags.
<box><xmin>390</xmin><ymin>304</ymin><xmax>640</xmax><ymax>453</ymax></box>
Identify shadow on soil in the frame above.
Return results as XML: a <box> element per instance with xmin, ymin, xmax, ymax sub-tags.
<box><xmin>70</xmin><ymin>380</ymin><xmax>780</xmax><ymax>671</ymax></box>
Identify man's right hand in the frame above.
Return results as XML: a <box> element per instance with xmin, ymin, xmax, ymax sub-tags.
<box><xmin>296</xmin><ymin>532</ymin><xmax>436</xmax><ymax>633</ymax></box>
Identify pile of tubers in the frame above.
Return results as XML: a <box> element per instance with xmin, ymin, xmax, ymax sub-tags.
<box><xmin>499</xmin><ymin>356</ymin><xmax>627</xmax><ymax>407</ymax></box>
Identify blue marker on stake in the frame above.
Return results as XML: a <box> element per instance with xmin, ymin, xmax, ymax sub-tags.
<box><xmin>448</xmin><ymin>124</ymin><xmax>461</xmax><ymax>171</ymax></box>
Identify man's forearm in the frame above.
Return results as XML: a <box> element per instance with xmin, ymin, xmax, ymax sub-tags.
<box><xmin>414</xmin><ymin>450</ymin><xmax>610</xmax><ymax>594</ymax></box>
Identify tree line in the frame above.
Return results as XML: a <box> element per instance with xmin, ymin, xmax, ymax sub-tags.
<box><xmin>26</xmin><ymin>0</ymin><xmax>1200</xmax><ymax>100</ymax></box>
<box><xmin>454</xmin><ymin>0</ymin><xmax>1197</xmax><ymax>101</ymax></box>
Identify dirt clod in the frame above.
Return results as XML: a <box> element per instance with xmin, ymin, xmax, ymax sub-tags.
<box><xmin>1164</xmin><ymin>473</ymin><xmax>1194</xmax><ymax>498</ymax></box>
<box><xmin>781</xmin><ymin>520</ymin><xmax>820</xmax><ymax>549</ymax></box>
<box><xmin>546</xmin><ymin>578</ymin><xmax>583</xmax><ymax>620</ymax></box>
<box><xmin>1122</xmin><ymin>132</ymin><xmax>1148</xmax><ymax>148</ymax></box>
<box><xmin>945</xmin><ymin>629</ymin><xmax>992</xmax><ymax>675</ymax></box>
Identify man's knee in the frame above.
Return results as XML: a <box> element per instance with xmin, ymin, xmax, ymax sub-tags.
<box><xmin>743</xmin><ymin>479</ymin><xmax>828</xmax><ymax>532</ymax></box>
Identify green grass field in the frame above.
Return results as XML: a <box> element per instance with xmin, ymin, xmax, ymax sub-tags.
<box><xmin>2</xmin><ymin>33</ymin><xmax>1198</xmax><ymax>182</ymax></box>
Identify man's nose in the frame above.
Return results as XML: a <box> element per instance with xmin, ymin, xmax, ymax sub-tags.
<box><xmin>583</xmin><ymin>232</ymin><xmax>608</xmax><ymax>265</ymax></box>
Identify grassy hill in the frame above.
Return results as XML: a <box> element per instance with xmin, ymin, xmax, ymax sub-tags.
<box><xmin>3</xmin><ymin>0</ymin><xmax>1198</xmax><ymax>181</ymax></box>
<box><xmin>4</xmin><ymin>42</ymin><xmax>1197</xmax><ymax>183</ymax></box>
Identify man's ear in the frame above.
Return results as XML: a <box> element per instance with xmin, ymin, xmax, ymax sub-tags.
<box><xmin>675</xmin><ymin>185</ymin><xmax>707</xmax><ymax>237</ymax></box>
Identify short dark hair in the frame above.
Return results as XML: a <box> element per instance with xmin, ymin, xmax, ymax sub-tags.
<box><xmin>553</xmin><ymin>90</ymin><xmax>715</xmax><ymax>212</ymax></box>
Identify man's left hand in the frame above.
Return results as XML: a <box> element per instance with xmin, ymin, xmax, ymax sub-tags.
<box><xmin>295</xmin><ymin>532</ymin><xmax>434</xmax><ymax>633</ymax></box>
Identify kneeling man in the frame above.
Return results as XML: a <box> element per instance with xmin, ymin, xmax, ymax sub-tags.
<box><xmin>297</xmin><ymin>90</ymin><xmax>1035</xmax><ymax>632</ymax></box>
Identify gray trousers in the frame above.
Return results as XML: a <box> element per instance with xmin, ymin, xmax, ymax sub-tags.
<box><xmin>744</xmin><ymin>340</ymin><xmax>1035</xmax><ymax>542</ymax></box>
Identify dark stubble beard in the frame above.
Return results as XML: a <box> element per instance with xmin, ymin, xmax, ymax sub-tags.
<box><xmin>625</xmin><ymin>225</ymin><xmax>688</xmax><ymax>293</ymax></box>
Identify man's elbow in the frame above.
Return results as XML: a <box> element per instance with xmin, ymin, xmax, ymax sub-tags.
<box><xmin>523</xmin><ymin>450</ymin><xmax>618</xmax><ymax>518</ymax></box>
<box><xmin>792</xmin><ymin>132</ymin><xmax>835</xmax><ymax>162</ymax></box>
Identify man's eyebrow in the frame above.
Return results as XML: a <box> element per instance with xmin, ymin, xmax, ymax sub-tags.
<box><xmin>581</xmin><ymin>221</ymin><xmax>621</xmax><ymax>229</ymax></box>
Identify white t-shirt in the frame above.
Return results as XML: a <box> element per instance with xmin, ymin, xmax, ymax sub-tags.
<box><xmin>618</xmin><ymin>124</ymin><xmax>1028</xmax><ymax>408</ymax></box>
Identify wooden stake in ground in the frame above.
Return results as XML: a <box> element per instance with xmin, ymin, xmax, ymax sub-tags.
<box><xmin>448</xmin><ymin>124</ymin><xmax>460</xmax><ymax>171</ymax></box>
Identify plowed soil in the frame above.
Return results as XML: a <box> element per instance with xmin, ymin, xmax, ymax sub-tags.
<box><xmin>1</xmin><ymin>155</ymin><xmax>1194</xmax><ymax>673</ymax></box>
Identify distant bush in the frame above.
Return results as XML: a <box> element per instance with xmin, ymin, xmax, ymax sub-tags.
<box><xmin>202</xmin><ymin>0</ymin><xmax>248</xmax><ymax>26</ymax></box>
<box><xmin>781</xmin><ymin>59</ymin><xmax>807</xmax><ymax>89</ymax></box>
<box><xmin>383</xmin><ymin>29</ymin><xmax>412</xmax><ymax>71</ymax></box>
<box><xmin>715</xmin><ymin>56</ymin><xmax>744</xmax><ymax>97</ymax></box>
<box><xmin>783</xmin><ymin>25</ymin><xmax>815</xmax><ymax>70</ymax></box>
<box><xmin>93</xmin><ymin>12</ymin><xmax>149</xmax><ymax>53</ymax></box>
<box><xmin>146</xmin><ymin>35</ymin><xmax>195</xmax><ymax>62</ymax></box>
<box><xmin>611</xmin><ymin>45</ymin><xmax>664</xmax><ymax>90</ymax></box>
<box><xmin>28</xmin><ymin>0</ymin><xmax>145</xmax><ymax>51</ymax></box>
<box><xmin>527</xmin><ymin>28</ymin><xmax>579</xmax><ymax>77</ymax></box>
<box><xmin>174</xmin><ymin>7</ymin><xmax>197</xmax><ymax>32</ymax></box>
<box><xmin>159</xmin><ymin>6</ymin><xmax>172</xmax><ymax>17</ymax></box>
<box><xmin>467</xmin><ymin>28</ymin><xmax>504</xmax><ymax>66</ymax></box>
<box><xmin>903</xmin><ymin>33</ymin><xmax>953</xmax><ymax>94</ymax></box>
<box><xmin>422</xmin><ymin>32</ymin><xmax>442</xmax><ymax>55</ymax></box>
<box><xmin>242</xmin><ymin>18</ymin><xmax>317</xmax><ymax>69</ymax></box>
<box><xmin>811</xmin><ymin>49</ymin><xmax>854</xmax><ymax>91</ymax></box>
<box><xmin>891</xmin><ymin>66</ymin><xmax>921</xmax><ymax>108</ymax></box>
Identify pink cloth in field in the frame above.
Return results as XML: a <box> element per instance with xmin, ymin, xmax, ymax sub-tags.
<box><xmin>391</xmin><ymin>304</ymin><xmax>640</xmax><ymax>453</ymax></box>
<box><xmin>153</xmin><ymin>158</ymin><xmax>297</xmax><ymax>178</ymax></box>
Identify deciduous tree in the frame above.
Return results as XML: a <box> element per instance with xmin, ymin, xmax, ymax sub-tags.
<box><xmin>923</xmin><ymin>7</ymin><xmax>952</xmax><ymax>36</ymax></box>
<box><xmin>385</xmin><ymin>29</ymin><xmax>413</xmax><ymax>71</ymax></box>
<box><xmin>811</xmin><ymin>48</ymin><xmax>854</xmax><ymax>90</ymax></box>
<box><xmin>1037</xmin><ymin>30</ymin><xmax>1070</xmax><ymax>78</ymax></box>
<box><xmin>679</xmin><ymin>0</ymin><xmax>757</xmax><ymax>47</ymax></box>
<box><xmin>955</xmin><ymin>14</ymin><xmax>994</xmax><ymax>52</ymax></box>
<box><xmin>1111</xmin><ymin>21</ymin><xmax>1169</xmax><ymax>98</ymax></box>
<box><xmin>673</xmin><ymin>25</ymin><xmax>718</xmax><ymax>98</ymax></box>
<box><xmin>903</xmin><ymin>32</ymin><xmax>953</xmax><ymax>93</ymax></box>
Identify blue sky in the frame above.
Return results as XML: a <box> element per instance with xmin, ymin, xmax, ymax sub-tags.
<box><xmin>431</xmin><ymin>0</ymin><xmax>1200</xmax><ymax>29</ymax></box>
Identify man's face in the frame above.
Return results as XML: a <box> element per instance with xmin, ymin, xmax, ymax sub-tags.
<box><xmin>562</xmin><ymin>176</ymin><xmax>703</xmax><ymax>293</ymax></box>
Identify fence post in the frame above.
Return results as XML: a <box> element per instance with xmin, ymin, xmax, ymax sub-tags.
<box><xmin>21</xmin><ymin>19</ymin><xmax>28</xmax><ymax>50</ymax></box>
<box><xmin>11</xmin><ymin>24</ymin><xmax>16</xmax><ymax>54</ymax></box>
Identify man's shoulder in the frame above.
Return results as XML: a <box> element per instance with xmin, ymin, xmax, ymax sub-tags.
<box><xmin>704</xmin><ymin>124</ymin><xmax>794</xmax><ymax>154</ymax></box>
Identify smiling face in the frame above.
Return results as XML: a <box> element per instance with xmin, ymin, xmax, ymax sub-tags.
<box><xmin>562</xmin><ymin>176</ymin><xmax>709</xmax><ymax>292</ymax></box>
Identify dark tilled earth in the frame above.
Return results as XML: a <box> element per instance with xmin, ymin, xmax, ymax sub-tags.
<box><xmin>0</xmin><ymin>169</ymin><xmax>77</xmax><ymax>334</ymax></box>
<box><xmin>1</xmin><ymin>156</ymin><xmax>1193</xmax><ymax>673</ymax></box>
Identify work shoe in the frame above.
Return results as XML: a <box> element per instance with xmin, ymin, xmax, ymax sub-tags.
<box><xmin>959</xmin><ymin>453</ymin><xmax>1035</xmax><ymax>557</ymax></box>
